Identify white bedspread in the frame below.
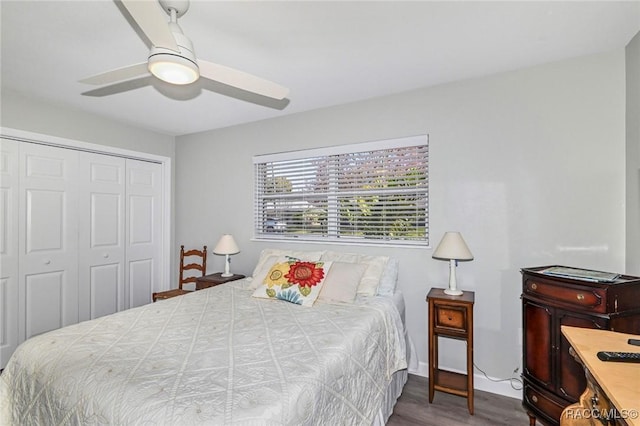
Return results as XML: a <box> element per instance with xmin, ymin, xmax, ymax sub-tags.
<box><xmin>0</xmin><ymin>280</ymin><xmax>406</xmax><ymax>425</ymax></box>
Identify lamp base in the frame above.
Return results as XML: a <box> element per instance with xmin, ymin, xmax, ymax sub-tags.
<box><xmin>221</xmin><ymin>254</ymin><xmax>232</xmax><ymax>277</ymax></box>
<box><xmin>444</xmin><ymin>259</ymin><xmax>463</xmax><ymax>296</ymax></box>
<box><xmin>444</xmin><ymin>288</ymin><xmax>463</xmax><ymax>296</ymax></box>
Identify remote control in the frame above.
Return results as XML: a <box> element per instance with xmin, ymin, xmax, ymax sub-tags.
<box><xmin>596</xmin><ymin>351</ymin><xmax>640</xmax><ymax>363</ymax></box>
<box><xmin>628</xmin><ymin>339</ymin><xmax>640</xmax><ymax>346</ymax></box>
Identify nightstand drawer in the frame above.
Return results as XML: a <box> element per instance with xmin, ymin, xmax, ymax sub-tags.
<box><xmin>434</xmin><ymin>305</ymin><xmax>468</xmax><ymax>333</ymax></box>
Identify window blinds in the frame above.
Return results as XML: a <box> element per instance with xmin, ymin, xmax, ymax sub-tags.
<box><xmin>253</xmin><ymin>135</ymin><xmax>429</xmax><ymax>246</ymax></box>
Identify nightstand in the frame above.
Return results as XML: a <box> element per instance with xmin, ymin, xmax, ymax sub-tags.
<box><xmin>427</xmin><ymin>287</ymin><xmax>475</xmax><ymax>414</ymax></box>
<box><xmin>196</xmin><ymin>273</ymin><xmax>245</xmax><ymax>290</ymax></box>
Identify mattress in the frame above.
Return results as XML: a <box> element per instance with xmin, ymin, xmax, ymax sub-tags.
<box><xmin>0</xmin><ymin>279</ymin><xmax>407</xmax><ymax>425</ymax></box>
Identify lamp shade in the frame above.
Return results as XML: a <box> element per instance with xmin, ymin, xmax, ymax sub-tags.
<box><xmin>432</xmin><ymin>232</ymin><xmax>473</xmax><ymax>261</ymax></box>
<box><xmin>213</xmin><ymin>234</ymin><xmax>240</xmax><ymax>255</ymax></box>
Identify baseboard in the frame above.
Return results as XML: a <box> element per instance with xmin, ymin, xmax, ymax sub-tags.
<box><xmin>410</xmin><ymin>361</ymin><xmax>522</xmax><ymax>400</ymax></box>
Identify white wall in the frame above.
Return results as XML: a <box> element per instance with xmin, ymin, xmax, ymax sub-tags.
<box><xmin>175</xmin><ymin>49</ymin><xmax>627</xmax><ymax>396</ymax></box>
<box><xmin>1</xmin><ymin>89</ymin><xmax>175</xmax><ymax>158</ymax></box>
<box><xmin>626</xmin><ymin>32</ymin><xmax>640</xmax><ymax>275</ymax></box>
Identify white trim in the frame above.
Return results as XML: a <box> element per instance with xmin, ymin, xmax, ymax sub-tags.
<box><xmin>253</xmin><ymin>134</ymin><xmax>428</xmax><ymax>164</ymax></box>
<box><xmin>412</xmin><ymin>361</ymin><xmax>522</xmax><ymax>400</ymax></box>
<box><xmin>0</xmin><ymin>127</ymin><xmax>172</xmax><ymax>294</ymax></box>
<box><xmin>1</xmin><ymin>127</ymin><xmax>167</xmax><ymax>163</ymax></box>
<box><xmin>250</xmin><ymin>237</ymin><xmax>431</xmax><ymax>249</ymax></box>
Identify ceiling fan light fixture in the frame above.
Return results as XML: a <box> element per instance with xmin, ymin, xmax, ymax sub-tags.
<box><xmin>80</xmin><ymin>0</ymin><xmax>289</xmax><ymax>101</ymax></box>
<box><xmin>148</xmin><ymin>53</ymin><xmax>199</xmax><ymax>85</ymax></box>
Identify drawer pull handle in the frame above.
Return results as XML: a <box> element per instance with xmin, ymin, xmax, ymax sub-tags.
<box><xmin>531</xmin><ymin>395</ymin><xmax>538</xmax><ymax>403</ymax></box>
<box><xmin>531</xmin><ymin>283</ymin><xmax>537</xmax><ymax>290</ymax></box>
<box><xmin>576</xmin><ymin>294</ymin><xmax>585</xmax><ymax>301</ymax></box>
<box><xmin>448</xmin><ymin>317</ymin><xmax>453</xmax><ymax>321</ymax></box>
<box><xmin>44</xmin><ymin>259</ymin><xmax>51</xmax><ymax>265</ymax></box>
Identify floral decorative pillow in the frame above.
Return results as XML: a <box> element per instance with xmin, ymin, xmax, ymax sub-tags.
<box><xmin>252</xmin><ymin>260</ymin><xmax>332</xmax><ymax>307</ymax></box>
<box><xmin>251</xmin><ymin>249</ymin><xmax>325</xmax><ymax>278</ymax></box>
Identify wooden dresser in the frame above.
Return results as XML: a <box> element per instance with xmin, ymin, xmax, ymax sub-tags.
<box><xmin>521</xmin><ymin>266</ymin><xmax>640</xmax><ymax>426</ymax></box>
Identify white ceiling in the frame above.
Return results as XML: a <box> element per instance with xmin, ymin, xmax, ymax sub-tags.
<box><xmin>2</xmin><ymin>1</ymin><xmax>639</xmax><ymax>136</ymax></box>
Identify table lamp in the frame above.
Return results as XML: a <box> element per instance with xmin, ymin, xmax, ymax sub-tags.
<box><xmin>432</xmin><ymin>232</ymin><xmax>474</xmax><ymax>296</ymax></box>
<box><xmin>213</xmin><ymin>234</ymin><xmax>240</xmax><ymax>277</ymax></box>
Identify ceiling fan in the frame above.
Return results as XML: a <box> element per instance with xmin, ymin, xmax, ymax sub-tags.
<box><xmin>80</xmin><ymin>0</ymin><xmax>289</xmax><ymax>101</ymax></box>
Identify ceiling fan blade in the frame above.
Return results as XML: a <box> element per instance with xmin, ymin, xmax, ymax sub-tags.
<box><xmin>79</xmin><ymin>62</ymin><xmax>149</xmax><ymax>85</ymax></box>
<box><xmin>199</xmin><ymin>78</ymin><xmax>291</xmax><ymax>109</ymax></box>
<box><xmin>121</xmin><ymin>0</ymin><xmax>178</xmax><ymax>52</ymax></box>
<box><xmin>82</xmin><ymin>76</ymin><xmax>153</xmax><ymax>97</ymax></box>
<box><xmin>198</xmin><ymin>60</ymin><xmax>289</xmax><ymax>100</ymax></box>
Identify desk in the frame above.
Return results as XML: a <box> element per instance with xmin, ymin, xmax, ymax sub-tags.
<box><xmin>427</xmin><ymin>288</ymin><xmax>475</xmax><ymax>414</ymax></box>
<box><xmin>560</xmin><ymin>326</ymin><xmax>640</xmax><ymax>426</ymax></box>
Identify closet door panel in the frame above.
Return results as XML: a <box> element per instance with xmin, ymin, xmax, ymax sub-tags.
<box><xmin>26</xmin><ymin>190</ymin><xmax>65</xmax><ymax>251</ymax></box>
<box><xmin>25</xmin><ymin>271</ymin><xmax>63</xmax><ymax>336</ymax></box>
<box><xmin>129</xmin><ymin>258</ymin><xmax>153</xmax><ymax>308</ymax></box>
<box><xmin>0</xmin><ymin>138</ymin><xmax>20</xmax><ymax>368</ymax></box>
<box><xmin>126</xmin><ymin>160</ymin><xmax>162</xmax><ymax>309</ymax></box>
<box><xmin>79</xmin><ymin>153</ymin><xmax>125</xmax><ymax>320</ymax></box>
<box><xmin>19</xmin><ymin>143</ymin><xmax>79</xmax><ymax>340</ymax></box>
<box><xmin>90</xmin><ymin>264</ymin><xmax>119</xmax><ymax>319</ymax></box>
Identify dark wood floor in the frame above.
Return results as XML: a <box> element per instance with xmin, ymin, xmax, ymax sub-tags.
<box><xmin>387</xmin><ymin>374</ymin><xmax>531</xmax><ymax>425</ymax></box>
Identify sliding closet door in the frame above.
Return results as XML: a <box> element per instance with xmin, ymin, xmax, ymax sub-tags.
<box><xmin>78</xmin><ymin>153</ymin><xmax>126</xmax><ymax>321</ymax></box>
<box><xmin>0</xmin><ymin>133</ymin><xmax>168</xmax><ymax>368</ymax></box>
<box><xmin>0</xmin><ymin>139</ymin><xmax>20</xmax><ymax>368</ymax></box>
<box><xmin>18</xmin><ymin>143</ymin><xmax>79</xmax><ymax>340</ymax></box>
<box><xmin>126</xmin><ymin>159</ymin><xmax>162</xmax><ymax>309</ymax></box>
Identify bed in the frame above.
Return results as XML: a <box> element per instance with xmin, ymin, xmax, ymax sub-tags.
<box><xmin>0</xmin><ymin>250</ymin><xmax>409</xmax><ymax>425</ymax></box>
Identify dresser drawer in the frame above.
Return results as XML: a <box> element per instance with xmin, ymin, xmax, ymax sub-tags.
<box><xmin>524</xmin><ymin>278</ymin><xmax>606</xmax><ymax>313</ymax></box>
<box><xmin>433</xmin><ymin>304</ymin><xmax>468</xmax><ymax>334</ymax></box>
<box><xmin>524</xmin><ymin>382</ymin><xmax>567</xmax><ymax>425</ymax></box>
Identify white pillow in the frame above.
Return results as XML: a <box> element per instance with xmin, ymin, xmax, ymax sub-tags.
<box><xmin>319</xmin><ymin>251</ymin><xmax>389</xmax><ymax>296</ymax></box>
<box><xmin>356</xmin><ymin>254</ymin><xmax>389</xmax><ymax>296</ymax></box>
<box><xmin>320</xmin><ymin>250</ymin><xmax>360</xmax><ymax>263</ymax></box>
<box><xmin>318</xmin><ymin>262</ymin><xmax>367</xmax><ymax>304</ymax></box>
<box><xmin>249</xmin><ymin>255</ymin><xmax>281</xmax><ymax>290</ymax></box>
<box><xmin>377</xmin><ymin>257</ymin><xmax>399</xmax><ymax>296</ymax></box>
<box><xmin>252</xmin><ymin>254</ymin><xmax>279</xmax><ymax>278</ymax></box>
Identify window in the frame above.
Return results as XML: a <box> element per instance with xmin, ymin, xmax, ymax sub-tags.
<box><xmin>253</xmin><ymin>135</ymin><xmax>429</xmax><ymax>246</ymax></box>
